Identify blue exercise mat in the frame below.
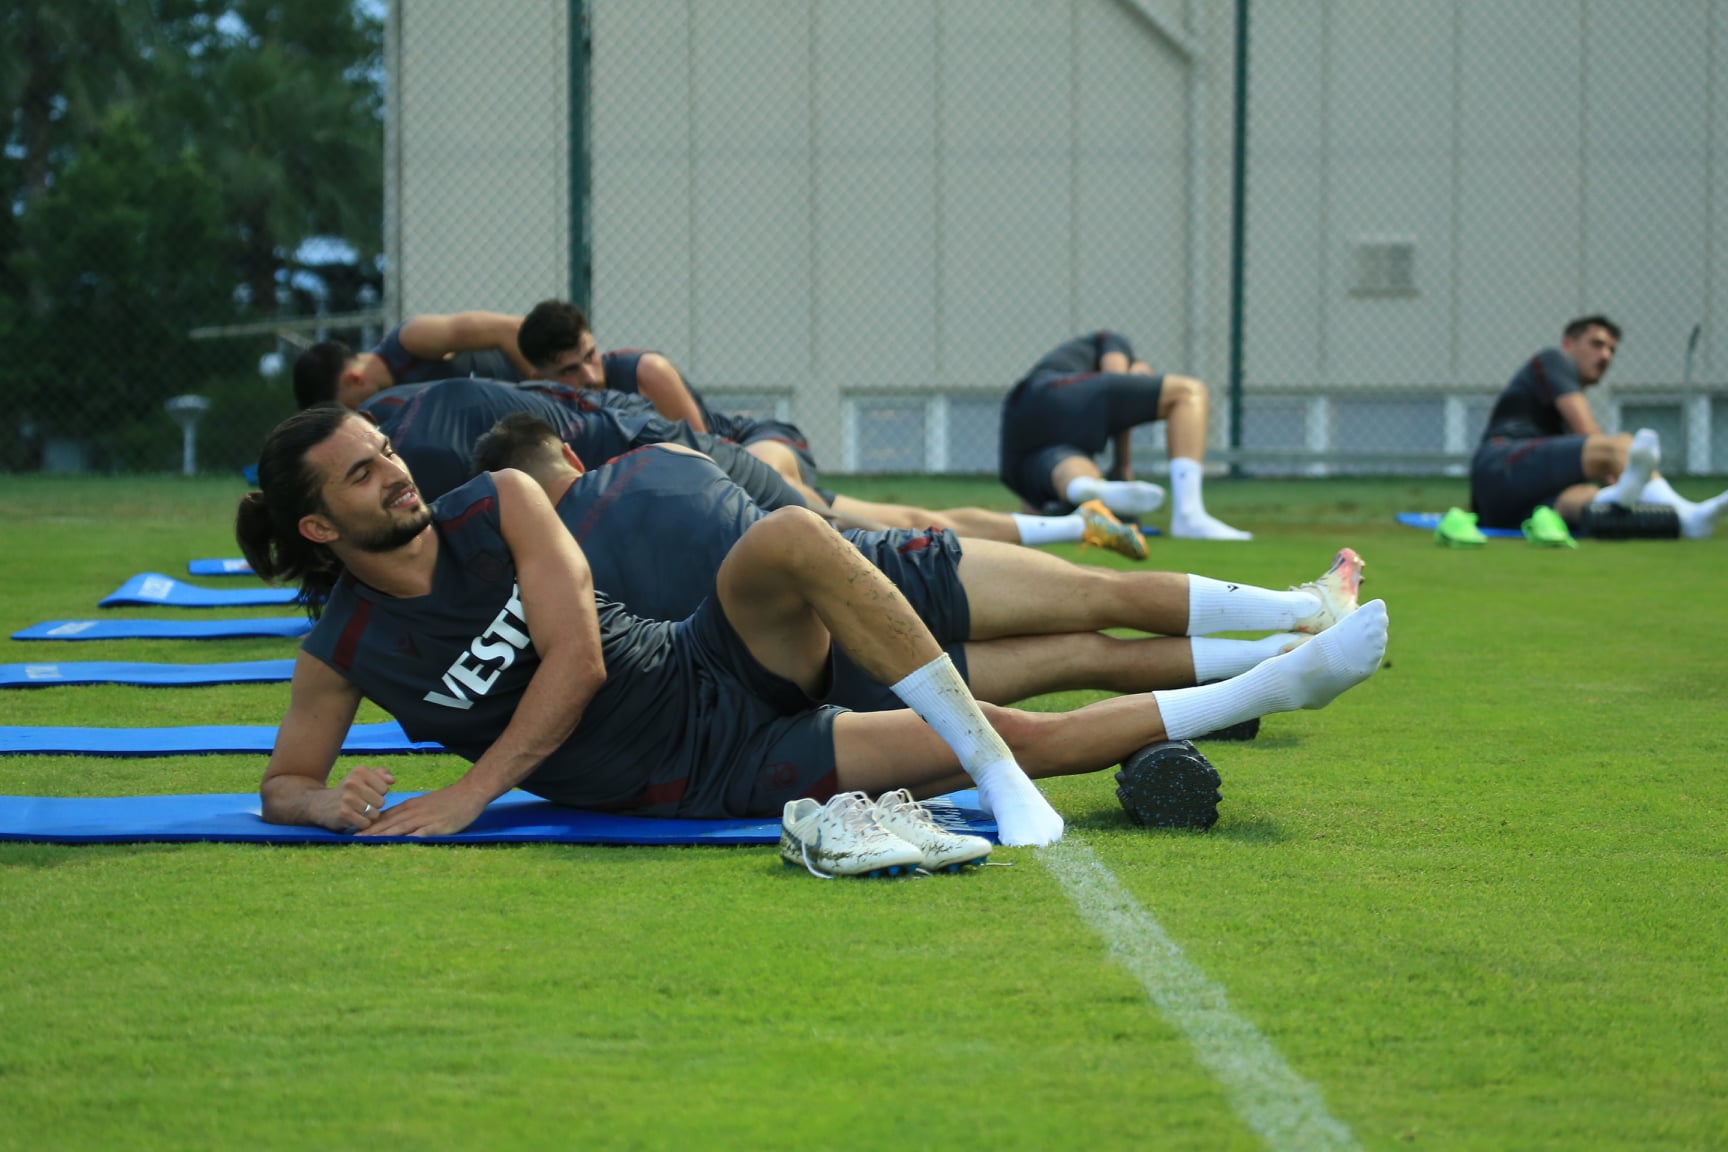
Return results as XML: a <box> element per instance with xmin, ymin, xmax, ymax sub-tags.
<box><xmin>0</xmin><ymin>660</ymin><xmax>294</xmax><ymax>688</ymax></box>
<box><xmin>12</xmin><ymin>618</ymin><xmax>310</xmax><ymax>641</ymax></box>
<box><xmin>101</xmin><ymin>573</ymin><xmax>299</xmax><ymax>608</ymax></box>
<box><xmin>188</xmin><ymin>558</ymin><xmax>256</xmax><ymax>577</ymax></box>
<box><xmin>0</xmin><ymin>788</ymin><xmax>997</xmax><ymax>846</ymax></box>
<box><xmin>0</xmin><ymin>721</ymin><xmax>438</xmax><ymax>757</ymax></box>
<box><xmin>1396</xmin><ymin>512</ymin><xmax>1524</xmax><ymax>538</ymax></box>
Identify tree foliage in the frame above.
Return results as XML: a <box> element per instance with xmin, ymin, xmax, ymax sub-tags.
<box><xmin>0</xmin><ymin>0</ymin><xmax>383</xmax><ymax>471</ymax></box>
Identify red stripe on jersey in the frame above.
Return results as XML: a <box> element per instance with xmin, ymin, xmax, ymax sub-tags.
<box><xmin>332</xmin><ymin>597</ymin><xmax>373</xmax><ymax>673</ymax></box>
<box><xmin>438</xmin><ymin>495</ymin><xmax>495</xmax><ymax>533</ymax></box>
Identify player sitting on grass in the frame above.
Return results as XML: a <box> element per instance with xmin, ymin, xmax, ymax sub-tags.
<box><xmin>515</xmin><ymin>298</ymin><xmax>1151</xmax><ymax>560</ymax></box>
<box><xmin>1471</xmin><ymin>315</ymin><xmax>1728</xmax><ymax>537</ymax></box>
<box><xmin>471</xmin><ymin>413</ymin><xmax>1364</xmax><ymax>710</ymax></box>
<box><xmin>999</xmin><ymin>330</ymin><xmax>1252</xmax><ymax>541</ymax></box>
<box><xmin>235</xmin><ymin>406</ymin><xmax>1389</xmax><ymax>853</ymax></box>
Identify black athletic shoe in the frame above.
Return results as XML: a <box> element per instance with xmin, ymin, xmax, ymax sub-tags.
<box><xmin>1114</xmin><ymin>740</ymin><xmax>1222</xmax><ymax>830</ymax></box>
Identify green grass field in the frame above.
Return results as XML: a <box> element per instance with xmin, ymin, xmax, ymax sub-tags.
<box><xmin>2</xmin><ymin>472</ymin><xmax>1725</xmax><ymax>1150</ymax></box>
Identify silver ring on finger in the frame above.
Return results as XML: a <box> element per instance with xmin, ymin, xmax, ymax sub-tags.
<box><xmin>362</xmin><ymin>803</ymin><xmax>375</xmax><ymax>816</ymax></box>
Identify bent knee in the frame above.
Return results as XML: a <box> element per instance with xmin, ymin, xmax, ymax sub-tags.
<box><xmin>746</xmin><ymin>440</ymin><xmax>803</xmax><ymax>481</ymax></box>
<box><xmin>1162</xmin><ymin>375</ymin><xmax>1208</xmax><ymax>402</ymax></box>
<box><xmin>740</xmin><ymin>504</ymin><xmax>832</xmax><ymax>554</ymax></box>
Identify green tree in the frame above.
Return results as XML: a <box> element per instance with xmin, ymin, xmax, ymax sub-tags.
<box><xmin>0</xmin><ymin>1</ymin><xmax>385</xmax><ymax>471</ymax></box>
<box><xmin>9</xmin><ymin>106</ymin><xmax>233</xmax><ymax>469</ymax></box>
<box><xmin>151</xmin><ymin>0</ymin><xmax>384</xmax><ymax>317</ymax></box>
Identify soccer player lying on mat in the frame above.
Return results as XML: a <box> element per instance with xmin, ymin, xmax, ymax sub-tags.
<box><xmin>350</xmin><ymin>376</ymin><xmax>813</xmax><ymax>520</ymax></box>
<box><xmin>293</xmin><ymin>310</ymin><xmax>533</xmax><ymax>412</ymax></box>
<box><xmin>235</xmin><ymin>406</ymin><xmax>1389</xmax><ymax>848</ymax></box>
<box><xmin>515</xmin><ymin>299</ymin><xmax>1151</xmax><ymax>560</ymax></box>
<box><xmin>1000</xmin><ymin>330</ymin><xmax>1251</xmax><ymax>541</ymax></box>
<box><xmin>1470</xmin><ymin>315</ymin><xmax>1728</xmax><ymax>537</ymax></box>
<box><xmin>471</xmin><ymin>413</ymin><xmax>1365</xmax><ymax>710</ymax></box>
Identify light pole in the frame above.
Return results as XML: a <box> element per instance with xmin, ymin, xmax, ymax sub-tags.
<box><xmin>164</xmin><ymin>394</ymin><xmax>212</xmax><ymax>477</ymax></box>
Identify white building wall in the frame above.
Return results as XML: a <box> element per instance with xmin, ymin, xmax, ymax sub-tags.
<box><xmin>386</xmin><ymin>0</ymin><xmax>1728</xmax><ymax>472</ymax></box>
<box><xmin>386</xmin><ymin>0</ymin><xmax>571</xmax><ymax>318</ymax></box>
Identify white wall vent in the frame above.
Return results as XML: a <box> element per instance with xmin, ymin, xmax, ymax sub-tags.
<box><xmin>1348</xmin><ymin>236</ymin><xmax>1417</xmax><ymax>297</ymax></box>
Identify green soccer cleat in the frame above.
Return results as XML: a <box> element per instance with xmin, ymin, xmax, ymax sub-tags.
<box><xmin>1521</xmin><ymin>505</ymin><xmax>1578</xmax><ymax>548</ymax></box>
<box><xmin>1435</xmin><ymin>506</ymin><xmax>1488</xmax><ymax>548</ymax></box>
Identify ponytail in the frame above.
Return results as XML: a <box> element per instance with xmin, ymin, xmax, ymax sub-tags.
<box><xmin>234</xmin><ymin>405</ymin><xmax>353</xmax><ymax>618</ymax></box>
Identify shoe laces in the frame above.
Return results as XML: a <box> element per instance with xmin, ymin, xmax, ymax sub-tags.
<box><xmin>796</xmin><ymin>793</ymin><xmax>888</xmax><ymax>880</ymax></box>
<box><xmin>877</xmin><ymin>789</ymin><xmax>940</xmax><ymax>833</ymax></box>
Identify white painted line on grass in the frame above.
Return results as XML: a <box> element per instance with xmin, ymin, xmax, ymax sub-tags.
<box><xmin>1041</xmin><ymin>837</ymin><xmax>1359</xmax><ymax>1152</ymax></box>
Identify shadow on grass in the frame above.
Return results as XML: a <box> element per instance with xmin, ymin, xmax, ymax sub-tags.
<box><xmin>1061</xmin><ymin>806</ymin><xmax>1292</xmax><ymax>844</ymax></box>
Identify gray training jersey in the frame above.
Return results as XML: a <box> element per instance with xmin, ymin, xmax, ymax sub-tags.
<box><xmin>1479</xmin><ymin>347</ymin><xmax>1581</xmax><ymax>442</ymax></box>
<box><xmin>299</xmin><ymin>471</ymin><xmax>801</xmax><ymax>814</ymax></box>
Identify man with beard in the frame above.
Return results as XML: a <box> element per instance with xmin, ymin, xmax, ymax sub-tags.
<box><xmin>233</xmin><ymin>406</ymin><xmax>1389</xmax><ymax>851</ymax></box>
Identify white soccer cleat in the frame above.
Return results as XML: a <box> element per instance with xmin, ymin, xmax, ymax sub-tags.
<box><xmin>780</xmin><ymin>792</ymin><xmax>923</xmax><ymax>879</ymax></box>
<box><xmin>872</xmin><ymin>789</ymin><xmax>993</xmax><ymax>872</ymax></box>
<box><xmin>1292</xmin><ymin>547</ymin><xmax>1365</xmax><ymax>634</ymax></box>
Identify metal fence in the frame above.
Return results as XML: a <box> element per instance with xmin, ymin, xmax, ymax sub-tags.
<box><xmin>6</xmin><ymin>0</ymin><xmax>1725</xmax><ymax>477</ymax></box>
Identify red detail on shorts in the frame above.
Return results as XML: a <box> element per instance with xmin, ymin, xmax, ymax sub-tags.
<box><xmin>639</xmin><ymin>776</ymin><xmax>689</xmax><ymax>807</ymax></box>
<box><xmin>799</xmin><ymin>769</ymin><xmax>840</xmax><ymax>805</ymax></box>
<box><xmin>1047</xmin><ymin>371</ymin><xmax>1102</xmax><ymax>389</ymax></box>
<box><xmin>332</xmin><ymin>597</ymin><xmax>373</xmax><ymax>673</ymax></box>
<box><xmin>1504</xmin><ymin>437</ymin><xmax>1551</xmax><ymax>466</ymax></box>
<box><xmin>896</xmin><ymin>532</ymin><xmax>934</xmax><ymax>555</ymax></box>
<box><xmin>438</xmin><ymin>495</ymin><xmax>495</xmax><ymax>533</ymax></box>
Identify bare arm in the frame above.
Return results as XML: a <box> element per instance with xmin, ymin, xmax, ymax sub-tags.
<box><xmin>397</xmin><ymin>311</ymin><xmax>535</xmax><ymax>379</ymax></box>
<box><xmin>361</xmin><ymin>468</ymin><xmax>608</xmax><ymax>837</ymax></box>
<box><xmin>1555</xmin><ymin>391</ymin><xmax>1601</xmax><ymax>437</ymax></box>
<box><xmin>259</xmin><ymin>651</ymin><xmax>390</xmax><ymax>831</ymax></box>
<box><xmin>634</xmin><ymin>353</ymin><xmax>709</xmax><ymax>433</ymax></box>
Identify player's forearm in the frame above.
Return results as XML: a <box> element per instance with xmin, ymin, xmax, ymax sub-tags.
<box><xmin>260</xmin><ymin>773</ymin><xmax>345</xmax><ymax>830</ymax></box>
<box><xmin>643</xmin><ymin>385</ymin><xmax>707</xmax><ymax>432</ymax></box>
<box><xmin>460</xmin><ymin>647</ymin><xmax>607</xmax><ymax>800</ymax></box>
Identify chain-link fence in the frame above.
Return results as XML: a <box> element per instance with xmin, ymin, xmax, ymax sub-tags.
<box><xmin>6</xmin><ymin>0</ymin><xmax>1725</xmax><ymax>477</ymax></box>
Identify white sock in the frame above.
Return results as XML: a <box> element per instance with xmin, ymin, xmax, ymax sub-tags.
<box><xmin>1011</xmin><ymin>512</ymin><xmax>1083</xmax><ymax>546</ymax></box>
<box><xmin>1679</xmin><ymin>491</ymin><xmax>1728</xmax><ymax>539</ymax></box>
<box><xmin>1154</xmin><ymin>601</ymin><xmax>1388</xmax><ymax>739</ymax></box>
<box><xmin>1064</xmin><ymin>475</ymin><xmax>1166</xmax><ymax>516</ymax></box>
<box><xmin>1169</xmin><ymin>457</ymin><xmax>1204</xmax><ymax>520</ymax></box>
<box><xmin>1190</xmin><ymin>634</ymin><xmax>1308</xmax><ymax>682</ymax></box>
<box><xmin>1167</xmin><ymin>458</ymin><xmax>1252</xmax><ymax>539</ymax></box>
<box><xmin>1639</xmin><ymin>474</ymin><xmax>1691</xmax><ymax>510</ymax></box>
<box><xmin>1186</xmin><ymin>574</ymin><xmax>1321</xmax><ymax>635</ymax></box>
<box><xmin>1596</xmin><ymin>429</ymin><xmax>1660</xmax><ymax>506</ymax></box>
<box><xmin>889</xmin><ymin>654</ymin><xmax>1064</xmax><ymax>846</ymax></box>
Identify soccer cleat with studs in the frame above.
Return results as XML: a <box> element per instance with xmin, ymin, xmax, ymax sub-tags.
<box><xmin>1291</xmin><ymin>547</ymin><xmax>1364</xmax><ymax>634</ymax></box>
<box><xmin>1077</xmin><ymin>500</ymin><xmax>1149</xmax><ymax>561</ymax></box>
<box><xmin>871</xmin><ymin>789</ymin><xmax>993</xmax><ymax>872</ymax></box>
<box><xmin>780</xmin><ymin>792</ymin><xmax>923</xmax><ymax>879</ymax></box>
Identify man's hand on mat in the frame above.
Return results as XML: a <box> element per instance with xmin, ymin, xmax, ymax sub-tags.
<box><xmin>336</xmin><ymin>766</ymin><xmax>396</xmax><ymax>834</ymax></box>
<box><xmin>356</xmin><ymin>780</ymin><xmax>490</xmax><ymax>838</ymax></box>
